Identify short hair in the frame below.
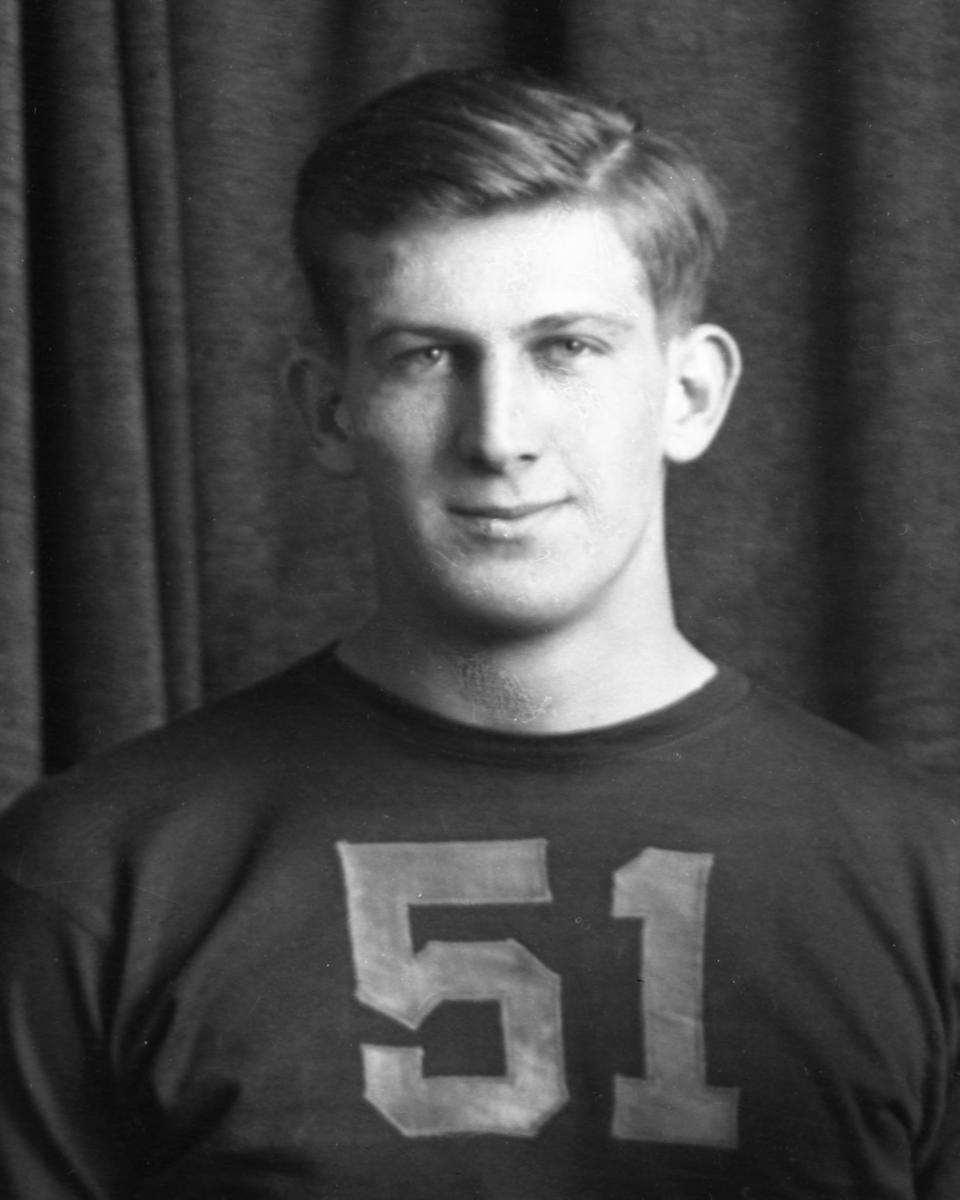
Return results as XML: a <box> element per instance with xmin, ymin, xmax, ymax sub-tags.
<box><xmin>294</xmin><ymin>67</ymin><xmax>726</xmax><ymax>338</ymax></box>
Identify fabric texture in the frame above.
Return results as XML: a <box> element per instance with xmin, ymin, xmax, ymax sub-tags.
<box><xmin>2</xmin><ymin>2</ymin><xmax>960</xmax><ymax>803</ymax></box>
<box><xmin>0</xmin><ymin>650</ymin><xmax>959</xmax><ymax>1198</ymax></box>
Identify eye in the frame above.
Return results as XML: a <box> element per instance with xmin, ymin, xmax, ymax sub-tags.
<box><xmin>408</xmin><ymin>345</ymin><xmax>447</xmax><ymax>364</ymax></box>
<box><xmin>538</xmin><ymin>336</ymin><xmax>598</xmax><ymax>367</ymax></box>
<box><xmin>391</xmin><ymin>344</ymin><xmax>451</xmax><ymax>376</ymax></box>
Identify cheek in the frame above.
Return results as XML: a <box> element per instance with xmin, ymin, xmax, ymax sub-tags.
<box><xmin>561</xmin><ymin>388</ymin><xmax>666</xmax><ymax>552</ymax></box>
<box><xmin>349</xmin><ymin>369</ymin><xmax>450</xmax><ymax>442</ymax></box>
<box><xmin>560</xmin><ymin>373</ymin><xmax>663</xmax><ymax>477</ymax></box>
<box><xmin>350</xmin><ymin>401</ymin><xmax>443</xmax><ymax>496</ymax></box>
<box><xmin>561</xmin><ymin>355</ymin><xmax>665</xmax><ymax>424</ymax></box>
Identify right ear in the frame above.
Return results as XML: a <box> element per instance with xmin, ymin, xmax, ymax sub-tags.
<box><xmin>283</xmin><ymin>345</ymin><xmax>357</xmax><ymax>478</ymax></box>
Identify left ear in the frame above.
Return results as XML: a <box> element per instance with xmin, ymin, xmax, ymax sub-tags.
<box><xmin>662</xmin><ymin>324</ymin><xmax>741</xmax><ymax>464</ymax></box>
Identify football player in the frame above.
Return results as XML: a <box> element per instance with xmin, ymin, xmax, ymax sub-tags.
<box><xmin>2</xmin><ymin>68</ymin><xmax>958</xmax><ymax>1199</ymax></box>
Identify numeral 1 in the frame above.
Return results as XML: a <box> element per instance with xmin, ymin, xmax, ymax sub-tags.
<box><xmin>612</xmin><ymin>849</ymin><xmax>739</xmax><ymax>1147</ymax></box>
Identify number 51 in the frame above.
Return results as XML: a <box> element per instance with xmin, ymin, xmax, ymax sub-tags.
<box><xmin>338</xmin><ymin>840</ymin><xmax>738</xmax><ymax>1147</ymax></box>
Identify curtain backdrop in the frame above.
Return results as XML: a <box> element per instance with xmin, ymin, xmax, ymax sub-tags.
<box><xmin>2</xmin><ymin>0</ymin><xmax>959</xmax><ymax>806</ymax></box>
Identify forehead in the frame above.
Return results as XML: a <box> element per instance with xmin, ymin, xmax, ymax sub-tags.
<box><xmin>333</xmin><ymin>203</ymin><xmax>653</xmax><ymax>335</ymax></box>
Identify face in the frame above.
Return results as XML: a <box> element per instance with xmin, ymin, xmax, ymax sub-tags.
<box><xmin>326</xmin><ymin>202</ymin><xmax>725</xmax><ymax>642</ymax></box>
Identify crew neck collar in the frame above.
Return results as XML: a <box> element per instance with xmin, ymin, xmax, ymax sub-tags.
<box><xmin>309</xmin><ymin>644</ymin><xmax>752</xmax><ymax>766</ymax></box>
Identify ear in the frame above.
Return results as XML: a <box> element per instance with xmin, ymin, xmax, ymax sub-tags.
<box><xmin>282</xmin><ymin>344</ymin><xmax>357</xmax><ymax>478</ymax></box>
<box><xmin>662</xmin><ymin>324</ymin><xmax>741</xmax><ymax>464</ymax></box>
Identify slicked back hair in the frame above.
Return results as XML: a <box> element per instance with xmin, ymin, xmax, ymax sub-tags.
<box><xmin>294</xmin><ymin>68</ymin><xmax>726</xmax><ymax>341</ymax></box>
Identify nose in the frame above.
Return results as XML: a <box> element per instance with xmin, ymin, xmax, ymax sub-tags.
<box><xmin>454</xmin><ymin>354</ymin><xmax>544</xmax><ymax>470</ymax></box>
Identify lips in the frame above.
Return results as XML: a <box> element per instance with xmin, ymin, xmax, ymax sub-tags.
<box><xmin>447</xmin><ymin>498</ymin><xmax>568</xmax><ymax>540</ymax></box>
<box><xmin>448</xmin><ymin>500</ymin><xmax>564</xmax><ymax>520</ymax></box>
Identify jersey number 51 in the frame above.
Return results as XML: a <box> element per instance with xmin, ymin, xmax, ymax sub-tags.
<box><xmin>338</xmin><ymin>840</ymin><xmax>739</xmax><ymax>1147</ymax></box>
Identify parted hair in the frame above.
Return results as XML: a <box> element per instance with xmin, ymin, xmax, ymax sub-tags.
<box><xmin>294</xmin><ymin>67</ymin><xmax>726</xmax><ymax>336</ymax></box>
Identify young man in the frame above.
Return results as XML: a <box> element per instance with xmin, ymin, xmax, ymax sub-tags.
<box><xmin>1</xmin><ymin>68</ymin><xmax>958</xmax><ymax>1199</ymax></box>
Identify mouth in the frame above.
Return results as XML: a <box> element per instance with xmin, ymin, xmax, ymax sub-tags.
<box><xmin>447</xmin><ymin>499</ymin><xmax>567</xmax><ymax>539</ymax></box>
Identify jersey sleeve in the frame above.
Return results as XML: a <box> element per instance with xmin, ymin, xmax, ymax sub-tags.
<box><xmin>0</xmin><ymin>875</ymin><xmax>134</xmax><ymax>1199</ymax></box>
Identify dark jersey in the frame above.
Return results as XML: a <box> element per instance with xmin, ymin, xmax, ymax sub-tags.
<box><xmin>1</xmin><ymin>649</ymin><xmax>959</xmax><ymax>1198</ymax></box>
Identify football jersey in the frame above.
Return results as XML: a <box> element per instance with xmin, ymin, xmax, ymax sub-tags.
<box><xmin>0</xmin><ymin>648</ymin><xmax>959</xmax><ymax>1198</ymax></box>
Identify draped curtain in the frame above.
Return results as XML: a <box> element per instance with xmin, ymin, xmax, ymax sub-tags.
<box><xmin>2</xmin><ymin>0</ymin><xmax>959</xmax><ymax>806</ymax></box>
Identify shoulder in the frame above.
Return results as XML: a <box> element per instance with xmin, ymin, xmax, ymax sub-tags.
<box><xmin>0</xmin><ymin>650</ymin><xmax>353</xmax><ymax>920</ymax></box>
<box><xmin>736</xmin><ymin>679</ymin><xmax>956</xmax><ymax>796</ymax></box>
<box><xmin>722</xmin><ymin>677</ymin><xmax>960</xmax><ymax>871</ymax></box>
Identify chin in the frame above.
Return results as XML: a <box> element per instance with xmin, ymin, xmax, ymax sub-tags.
<box><xmin>423</xmin><ymin>581</ymin><xmax>588</xmax><ymax>645</ymax></box>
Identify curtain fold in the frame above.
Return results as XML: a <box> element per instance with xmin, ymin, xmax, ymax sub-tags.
<box><xmin>31</xmin><ymin>0</ymin><xmax>171</xmax><ymax>774</ymax></box>
<box><xmin>0</xmin><ymin>0</ymin><xmax>39</xmax><ymax>803</ymax></box>
<box><xmin>2</xmin><ymin>0</ymin><xmax>959</xmax><ymax>805</ymax></box>
<box><xmin>819</xmin><ymin>4</ymin><xmax>960</xmax><ymax>768</ymax></box>
<box><xmin>119</xmin><ymin>0</ymin><xmax>202</xmax><ymax>717</ymax></box>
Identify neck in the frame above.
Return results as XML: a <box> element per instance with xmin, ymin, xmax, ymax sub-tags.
<box><xmin>336</xmin><ymin>584</ymin><xmax>715</xmax><ymax>736</ymax></box>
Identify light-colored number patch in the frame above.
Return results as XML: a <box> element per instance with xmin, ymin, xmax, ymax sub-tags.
<box><xmin>612</xmin><ymin>848</ymin><xmax>739</xmax><ymax>1147</ymax></box>
<box><xmin>339</xmin><ymin>840</ymin><xmax>739</xmax><ymax>1147</ymax></box>
<box><xmin>338</xmin><ymin>840</ymin><xmax>567</xmax><ymax>1136</ymax></box>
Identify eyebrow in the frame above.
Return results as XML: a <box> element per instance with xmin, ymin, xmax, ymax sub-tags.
<box><xmin>521</xmin><ymin>312</ymin><xmax>637</xmax><ymax>336</ymax></box>
<box><xmin>366</xmin><ymin>323</ymin><xmax>460</xmax><ymax>350</ymax></box>
<box><xmin>365</xmin><ymin>311</ymin><xmax>637</xmax><ymax>349</ymax></box>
